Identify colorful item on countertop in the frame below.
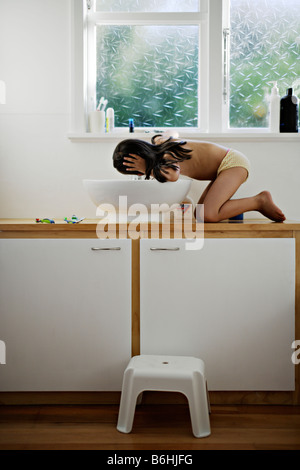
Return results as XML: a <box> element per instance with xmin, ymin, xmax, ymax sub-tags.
<box><xmin>229</xmin><ymin>213</ymin><xmax>244</xmax><ymax>221</ymax></box>
<box><xmin>35</xmin><ymin>218</ymin><xmax>55</xmax><ymax>224</ymax></box>
<box><xmin>179</xmin><ymin>203</ymin><xmax>192</xmax><ymax>214</ymax></box>
<box><xmin>64</xmin><ymin>215</ymin><xmax>86</xmax><ymax>224</ymax></box>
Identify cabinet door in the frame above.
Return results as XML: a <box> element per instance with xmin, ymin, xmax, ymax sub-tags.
<box><xmin>0</xmin><ymin>239</ymin><xmax>131</xmax><ymax>391</ymax></box>
<box><xmin>140</xmin><ymin>238</ymin><xmax>295</xmax><ymax>391</ymax></box>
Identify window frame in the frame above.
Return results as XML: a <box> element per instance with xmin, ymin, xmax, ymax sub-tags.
<box><xmin>69</xmin><ymin>0</ymin><xmax>299</xmax><ymax>139</ymax></box>
<box><xmin>86</xmin><ymin>0</ymin><xmax>211</xmax><ymax>133</ymax></box>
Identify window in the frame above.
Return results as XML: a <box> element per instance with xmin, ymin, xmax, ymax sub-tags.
<box><xmin>95</xmin><ymin>0</ymin><xmax>199</xmax><ymax>13</ymax></box>
<box><xmin>79</xmin><ymin>0</ymin><xmax>299</xmax><ymax>133</ymax></box>
<box><xmin>96</xmin><ymin>24</ymin><xmax>199</xmax><ymax>128</ymax></box>
<box><xmin>228</xmin><ymin>0</ymin><xmax>300</xmax><ymax>129</ymax></box>
<box><xmin>85</xmin><ymin>0</ymin><xmax>208</xmax><ymax>130</ymax></box>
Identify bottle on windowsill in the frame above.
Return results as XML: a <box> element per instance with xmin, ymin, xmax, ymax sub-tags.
<box><xmin>269</xmin><ymin>81</ymin><xmax>280</xmax><ymax>133</ymax></box>
<box><xmin>280</xmin><ymin>88</ymin><xmax>299</xmax><ymax>133</ymax></box>
<box><xmin>129</xmin><ymin>118</ymin><xmax>134</xmax><ymax>133</ymax></box>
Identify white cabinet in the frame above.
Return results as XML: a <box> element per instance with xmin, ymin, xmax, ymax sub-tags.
<box><xmin>0</xmin><ymin>239</ymin><xmax>131</xmax><ymax>391</ymax></box>
<box><xmin>140</xmin><ymin>238</ymin><xmax>295</xmax><ymax>391</ymax></box>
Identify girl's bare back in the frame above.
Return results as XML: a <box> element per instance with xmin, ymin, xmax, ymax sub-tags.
<box><xmin>177</xmin><ymin>141</ymin><xmax>229</xmax><ymax>180</ymax></box>
<box><xmin>153</xmin><ymin>135</ymin><xmax>228</xmax><ymax>181</ymax></box>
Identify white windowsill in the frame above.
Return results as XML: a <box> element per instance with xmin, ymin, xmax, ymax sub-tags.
<box><xmin>67</xmin><ymin>129</ymin><xmax>300</xmax><ymax>143</ymax></box>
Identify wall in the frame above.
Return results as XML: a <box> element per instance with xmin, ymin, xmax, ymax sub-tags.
<box><xmin>0</xmin><ymin>0</ymin><xmax>299</xmax><ymax>221</ymax></box>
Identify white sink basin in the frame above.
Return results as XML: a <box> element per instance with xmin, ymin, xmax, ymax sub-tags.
<box><xmin>83</xmin><ymin>179</ymin><xmax>192</xmax><ymax>220</ymax></box>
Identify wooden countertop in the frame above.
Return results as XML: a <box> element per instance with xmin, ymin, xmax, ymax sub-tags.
<box><xmin>1</xmin><ymin>218</ymin><xmax>300</xmax><ymax>238</ymax></box>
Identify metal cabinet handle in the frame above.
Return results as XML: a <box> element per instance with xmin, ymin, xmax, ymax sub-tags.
<box><xmin>91</xmin><ymin>247</ymin><xmax>121</xmax><ymax>251</ymax></box>
<box><xmin>150</xmin><ymin>247</ymin><xmax>180</xmax><ymax>251</ymax></box>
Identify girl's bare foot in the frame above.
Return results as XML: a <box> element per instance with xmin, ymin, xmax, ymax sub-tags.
<box><xmin>257</xmin><ymin>191</ymin><xmax>286</xmax><ymax>222</ymax></box>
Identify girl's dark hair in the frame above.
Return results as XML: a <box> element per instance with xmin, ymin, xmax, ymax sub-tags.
<box><xmin>112</xmin><ymin>135</ymin><xmax>191</xmax><ymax>183</ymax></box>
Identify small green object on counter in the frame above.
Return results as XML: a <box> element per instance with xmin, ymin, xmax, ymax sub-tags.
<box><xmin>64</xmin><ymin>215</ymin><xmax>85</xmax><ymax>224</ymax></box>
<box><xmin>35</xmin><ymin>218</ymin><xmax>55</xmax><ymax>224</ymax></box>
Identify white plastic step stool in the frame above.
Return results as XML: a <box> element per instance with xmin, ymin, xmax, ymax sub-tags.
<box><xmin>117</xmin><ymin>355</ymin><xmax>211</xmax><ymax>438</ymax></box>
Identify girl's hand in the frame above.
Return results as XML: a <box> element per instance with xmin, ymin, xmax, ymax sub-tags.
<box><xmin>123</xmin><ymin>154</ymin><xmax>146</xmax><ymax>175</ymax></box>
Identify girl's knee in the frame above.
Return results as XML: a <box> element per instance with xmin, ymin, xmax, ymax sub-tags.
<box><xmin>195</xmin><ymin>204</ymin><xmax>219</xmax><ymax>222</ymax></box>
<box><xmin>204</xmin><ymin>214</ymin><xmax>219</xmax><ymax>223</ymax></box>
<box><xmin>203</xmin><ymin>208</ymin><xmax>220</xmax><ymax>223</ymax></box>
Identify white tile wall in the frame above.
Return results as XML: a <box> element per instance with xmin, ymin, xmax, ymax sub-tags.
<box><xmin>0</xmin><ymin>0</ymin><xmax>299</xmax><ymax>220</ymax></box>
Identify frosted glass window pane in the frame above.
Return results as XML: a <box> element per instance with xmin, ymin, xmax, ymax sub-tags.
<box><xmin>230</xmin><ymin>0</ymin><xmax>300</xmax><ymax>128</ymax></box>
<box><xmin>96</xmin><ymin>0</ymin><xmax>199</xmax><ymax>12</ymax></box>
<box><xmin>96</xmin><ymin>25</ymin><xmax>199</xmax><ymax>128</ymax></box>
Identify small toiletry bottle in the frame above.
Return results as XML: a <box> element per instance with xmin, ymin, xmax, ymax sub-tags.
<box><xmin>269</xmin><ymin>81</ymin><xmax>280</xmax><ymax>133</ymax></box>
<box><xmin>106</xmin><ymin>108</ymin><xmax>114</xmax><ymax>132</ymax></box>
<box><xmin>280</xmin><ymin>88</ymin><xmax>299</xmax><ymax>133</ymax></box>
<box><xmin>129</xmin><ymin>118</ymin><xmax>134</xmax><ymax>133</ymax></box>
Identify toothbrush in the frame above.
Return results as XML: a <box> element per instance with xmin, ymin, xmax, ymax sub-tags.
<box><xmin>101</xmin><ymin>99</ymin><xmax>108</xmax><ymax>111</ymax></box>
<box><xmin>74</xmin><ymin>217</ymin><xmax>85</xmax><ymax>224</ymax></box>
<box><xmin>97</xmin><ymin>97</ymin><xmax>104</xmax><ymax>111</ymax></box>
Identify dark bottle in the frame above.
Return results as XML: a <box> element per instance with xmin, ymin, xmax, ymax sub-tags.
<box><xmin>129</xmin><ymin>118</ymin><xmax>134</xmax><ymax>133</ymax></box>
<box><xmin>280</xmin><ymin>88</ymin><xmax>299</xmax><ymax>133</ymax></box>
